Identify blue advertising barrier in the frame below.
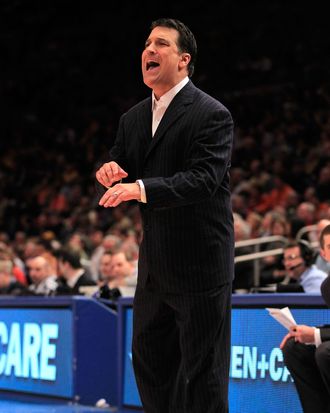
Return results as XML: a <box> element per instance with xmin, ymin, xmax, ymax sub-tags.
<box><xmin>1</xmin><ymin>294</ymin><xmax>329</xmax><ymax>412</ymax></box>
<box><xmin>117</xmin><ymin>294</ymin><xmax>330</xmax><ymax>413</ymax></box>
<box><xmin>0</xmin><ymin>296</ymin><xmax>118</xmax><ymax>406</ymax></box>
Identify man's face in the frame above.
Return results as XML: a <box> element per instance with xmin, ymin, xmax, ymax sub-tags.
<box><xmin>100</xmin><ymin>254</ymin><xmax>113</xmax><ymax>281</ymax></box>
<box><xmin>0</xmin><ymin>272</ymin><xmax>9</xmax><ymax>289</ymax></box>
<box><xmin>321</xmin><ymin>234</ymin><xmax>330</xmax><ymax>262</ymax></box>
<box><xmin>28</xmin><ymin>257</ymin><xmax>49</xmax><ymax>284</ymax></box>
<box><xmin>283</xmin><ymin>246</ymin><xmax>305</xmax><ymax>279</ymax></box>
<box><xmin>141</xmin><ymin>26</ymin><xmax>190</xmax><ymax>97</ymax></box>
<box><xmin>110</xmin><ymin>252</ymin><xmax>132</xmax><ymax>279</ymax></box>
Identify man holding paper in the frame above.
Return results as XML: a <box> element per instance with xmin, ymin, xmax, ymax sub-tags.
<box><xmin>280</xmin><ymin>224</ymin><xmax>330</xmax><ymax>413</ymax></box>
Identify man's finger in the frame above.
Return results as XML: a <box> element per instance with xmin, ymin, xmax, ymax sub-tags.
<box><xmin>280</xmin><ymin>333</ymin><xmax>291</xmax><ymax>349</ymax></box>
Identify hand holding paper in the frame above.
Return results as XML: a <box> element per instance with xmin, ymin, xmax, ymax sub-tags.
<box><xmin>266</xmin><ymin>306</ymin><xmax>296</xmax><ymax>330</ymax></box>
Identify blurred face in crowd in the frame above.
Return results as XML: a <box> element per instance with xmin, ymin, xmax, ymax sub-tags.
<box><xmin>0</xmin><ymin>260</ymin><xmax>12</xmax><ymax>289</ymax></box>
<box><xmin>320</xmin><ymin>234</ymin><xmax>330</xmax><ymax>262</ymax></box>
<box><xmin>142</xmin><ymin>25</ymin><xmax>190</xmax><ymax>98</ymax></box>
<box><xmin>28</xmin><ymin>256</ymin><xmax>50</xmax><ymax>285</ymax></box>
<box><xmin>283</xmin><ymin>246</ymin><xmax>306</xmax><ymax>280</ymax></box>
<box><xmin>110</xmin><ymin>252</ymin><xmax>133</xmax><ymax>279</ymax></box>
<box><xmin>99</xmin><ymin>253</ymin><xmax>113</xmax><ymax>281</ymax></box>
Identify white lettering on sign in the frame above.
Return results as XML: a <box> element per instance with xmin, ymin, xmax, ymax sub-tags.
<box><xmin>230</xmin><ymin>345</ymin><xmax>292</xmax><ymax>382</ymax></box>
<box><xmin>0</xmin><ymin>322</ymin><xmax>58</xmax><ymax>381</ymax></box>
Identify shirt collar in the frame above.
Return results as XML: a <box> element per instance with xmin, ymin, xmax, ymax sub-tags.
<box><xmin>152</xmin><ymin>77</ymin><xmax>189</xmax><ymax>111</ymax></box>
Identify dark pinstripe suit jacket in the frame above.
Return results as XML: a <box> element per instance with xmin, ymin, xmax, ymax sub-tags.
<box><xmin>110</xmin><ymin>80</ymin><xmax>235</xmax><ymax>293</ymax></box>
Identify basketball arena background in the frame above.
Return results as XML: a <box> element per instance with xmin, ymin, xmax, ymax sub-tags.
<box><xmin>0</xmin><ymin>1</ymin><xmax>329</xmax><ymax>412</ymax></box>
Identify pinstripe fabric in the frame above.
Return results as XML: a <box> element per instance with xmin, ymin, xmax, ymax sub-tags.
<box><xmin>110</xmin><ymin>80</ymin><xmax>234</xmax><ymax>412</ymax></box>
<box><xmin>133</xmin><ymin>283</ymin><xmax>231</xmax><ymax>413</ymax></box>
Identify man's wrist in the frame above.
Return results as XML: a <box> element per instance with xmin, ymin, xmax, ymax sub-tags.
<box><xmin>136</xmin><ymin>179</ymin><xmax>147</xmax><ymax>203</ymax></box>
<box><xmin>135</xmin><ymin>181</ymin><xmax>141</xmax><ymax>201</ymax></box>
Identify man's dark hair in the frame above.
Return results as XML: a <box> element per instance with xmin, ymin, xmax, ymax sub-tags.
<box><xmin>284</xmin><ymin>240</ymin><xmax>315</xmax><ymax>267</ymax></box>
<box><xmin>320</xmin><ymin>224</ymin><xmax>330</xmax><ymax>249</ymax></box>
<box><xmin>55</xmin><ymin>248</ymin><xmax>81</xmax><ymax>269</ymax></box>
<box><xmin>150</xmin><ymin>18</ymin><xmax>197</xmax><ymax>77</ymax></box>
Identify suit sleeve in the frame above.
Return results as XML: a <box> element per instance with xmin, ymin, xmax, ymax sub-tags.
<box><xmin>320</xmin><ymin>327</ymin><xmax>330</xmax><ymax>342</ymax></box>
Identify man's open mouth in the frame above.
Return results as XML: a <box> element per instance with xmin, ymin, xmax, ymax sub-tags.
<box><xmin>146</xmin><ymin>61</ymin><xmax>160</xmax><ymax>70</ymax></box>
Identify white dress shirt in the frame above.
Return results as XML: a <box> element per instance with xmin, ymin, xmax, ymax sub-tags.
<box><xmin>137</xmin><ymin>77</ymin><xmax>189</xmax><ymax>203</ymax></box>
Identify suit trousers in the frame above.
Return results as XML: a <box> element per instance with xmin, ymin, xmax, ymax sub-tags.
<box><xmin>132</xmin><ymin>281</ymin><xmax>232</xmax><ymax>413</ymax></box>
<box><xmin>282</xmin><ymin>338</ymin><xmax>330</xmax><ymax>413</ymax></box>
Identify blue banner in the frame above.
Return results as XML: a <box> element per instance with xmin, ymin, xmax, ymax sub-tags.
<box><xmin>122</xmin><ymin>306</ymin><xmax>330</xmax><ymax>412</ymax></box>
<box><xmin>0</xmin><ymin>308</ymin><xmax>73</xmax><ymax>397</ymax></box>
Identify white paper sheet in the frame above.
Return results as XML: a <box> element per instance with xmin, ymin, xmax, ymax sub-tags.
<box><xmin>266</xmin><ymin>306</ymin><xmax>296</xmax><ymax>330</ymax></box>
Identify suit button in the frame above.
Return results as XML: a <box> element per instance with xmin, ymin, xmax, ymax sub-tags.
<box><xmin>144</xmin><ymin>225</ymin><xmax>150</xmax><ymax>231</ymax></box>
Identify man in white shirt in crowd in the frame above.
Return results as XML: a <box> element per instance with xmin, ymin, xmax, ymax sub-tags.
<box><xmin>27</xmin><ymin>255</ymin><xmax>58</xmax><ymax>295</ymax></box>
<box><xmin>278</xmin><ymin>240</ymin><xmax>327</xmax><ymax>293</ymax></box>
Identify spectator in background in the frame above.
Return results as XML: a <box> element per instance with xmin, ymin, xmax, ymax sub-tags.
<box><xmin>232</xmin><ymin>213</ymin><xmax>254</xmax><ymax>292</ymax></box>
<box><xmin>245</xmin><ymin>211</ymin><xmax>263</xmax><ymax>238</ymax></box>
<box><xmin>89</xmin><ymin>233</ymin><xmax>123</xmax><ymax>282</ymax></box>
<box><xmin>296</xmin><ymin>202</ymin><xmax>317</xmax><ymax>227</ymax></box>
<box><xmin>67</xmin><ymin>231</ymin><xmax>90</xmax><ymax>261</ymax></box>
<box><xmin>280</xmin><ymin>224</ymin><xmax>330</xmax><ymax>413</ymax></box>
<box><xmin>255</xmin><ymin>174</ymin><xmax>297</xmax><ymax>214</ymax></box>
<box><xmin>97</xmin><ymin>249</ymin><xmax>136</xmax><ymax>299</ymax></box>
<box><xmin>0</xmin><ymin>259</ymin><xmax>29</xmax><ymax>295</ymax></box>
<box><xmin>96</xmin><ymin>250</ymin><xmax>121</xmax><ymax>300</ymax></box>
<box><xmin>87</xmin><ymin>229</ymin><xmax>105</xmax><ymax>280</ymax></box>
<box><xmin>316</xmin><ymin>164</ymin><xmax>330</xmax><ymax>203</ymax></box>
<box><xmin>259</xmin><ymin>213</ymin><xmax>289</xmax><ymax>286</ymax></box>
<box><xmin>55</xmin><ymin>248</ymin><xmax>96</xmax><ymax>295</ymax></box>
<box><xmin>26</xmin><ymin>255</ymin><xmax>58</xmax><ymax>295</ymax></box>
<box><xmin>0</xmin><ymin>241</ymin><xmax>27</xmax><ymax>286</ymax></box>
<box><xmin>277</xmin><ymin>240</ymin><xmax>327</xmax><ymax>293</ymax></box>
<box><xmin>108</xmin><ymin>250</ymin><xmax>137</xmax><ymax>296</ymax></box>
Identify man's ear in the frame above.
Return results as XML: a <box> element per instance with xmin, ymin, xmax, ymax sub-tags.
<box><xmin>320</xmin><ymin>248</ymin><xmax>326</xmax><ymax>260</ymax></box>
<box><xmin>179</xmin><ymin>53</ymin><xmax>191</xmax><ymax>70</ymax></box>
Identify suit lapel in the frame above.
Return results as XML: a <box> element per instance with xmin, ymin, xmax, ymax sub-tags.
<box><xmin>144</xmin><ymin>81</ymin><xmax>195</xmax><ymax>161</ymax></box>
<box><xmin>137</xmin><ymin>98</ymin><xmax>152</xmax><ymax>148</ymax></box>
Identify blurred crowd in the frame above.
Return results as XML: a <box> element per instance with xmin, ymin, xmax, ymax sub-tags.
<box><xmin>0</xmin><ymin>2</ymin><xmax>329</xmax><ymax>297</ymax></box>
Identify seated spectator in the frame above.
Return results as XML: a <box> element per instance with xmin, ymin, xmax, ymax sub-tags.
<box><xmin>232</xmin><ymin>213</ymin><xmax>254</xmax><ymax>292</ymax></box>
<box><xmin>55</xmin><ymin>248</ymin><xmax>96</xmax><ymax>295</ymax></box>
<box><xmin>89</xmin><ymin>233</ymin><xmax>123</xmax><ymax>282</ymax></box>
<box><xmin>296</xmin><ymin>201</ymin><xmax>317</xmax><ymax>227</ymax></box>
<box><xmin>277</xmin><ymin>240</ymin><xmax>327</xmax><ymax>293</ymax></box>
<box><xmin>98</xmin><ymin>250</ymin><xmax>137</xmax><ymax>299</ymax></box>
<box><xmin>255</xmin><ymin>174</ymin><xmax>297</xmax><ymax>214</ymax></box>
<box><xmin>0</xmin><ymin>241</ymin><xmax>27</xmax><ymax>286</ymax></box>
<box><xmin>96</xmin><ymin>251</ymin><xmax>121</xmax><ymax>300</ymax></box>
<box><xmin>0</xmin><ymin>259</ymin><xmax>29</xmax><ymax>296</ymax></box>
<box><xmin>26</xmin><ymin>255</ymin><xmax>58</xmax><ymax>295</ymax></box>
<box><xmin>245</xmin><ymin>211</ymin><xmax>263</xmax><ymax>238</ymax></box>
<box><xmin>259</xmin><ymin>213</ymin><xmax>289</xmax><ymax>286</ymax></box>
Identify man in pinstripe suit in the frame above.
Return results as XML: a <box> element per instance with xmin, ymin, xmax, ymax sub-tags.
<box><xmin>96</xmin><ymin>18</ymin><xmax>234</xmax><ymax>413</ymax></box>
